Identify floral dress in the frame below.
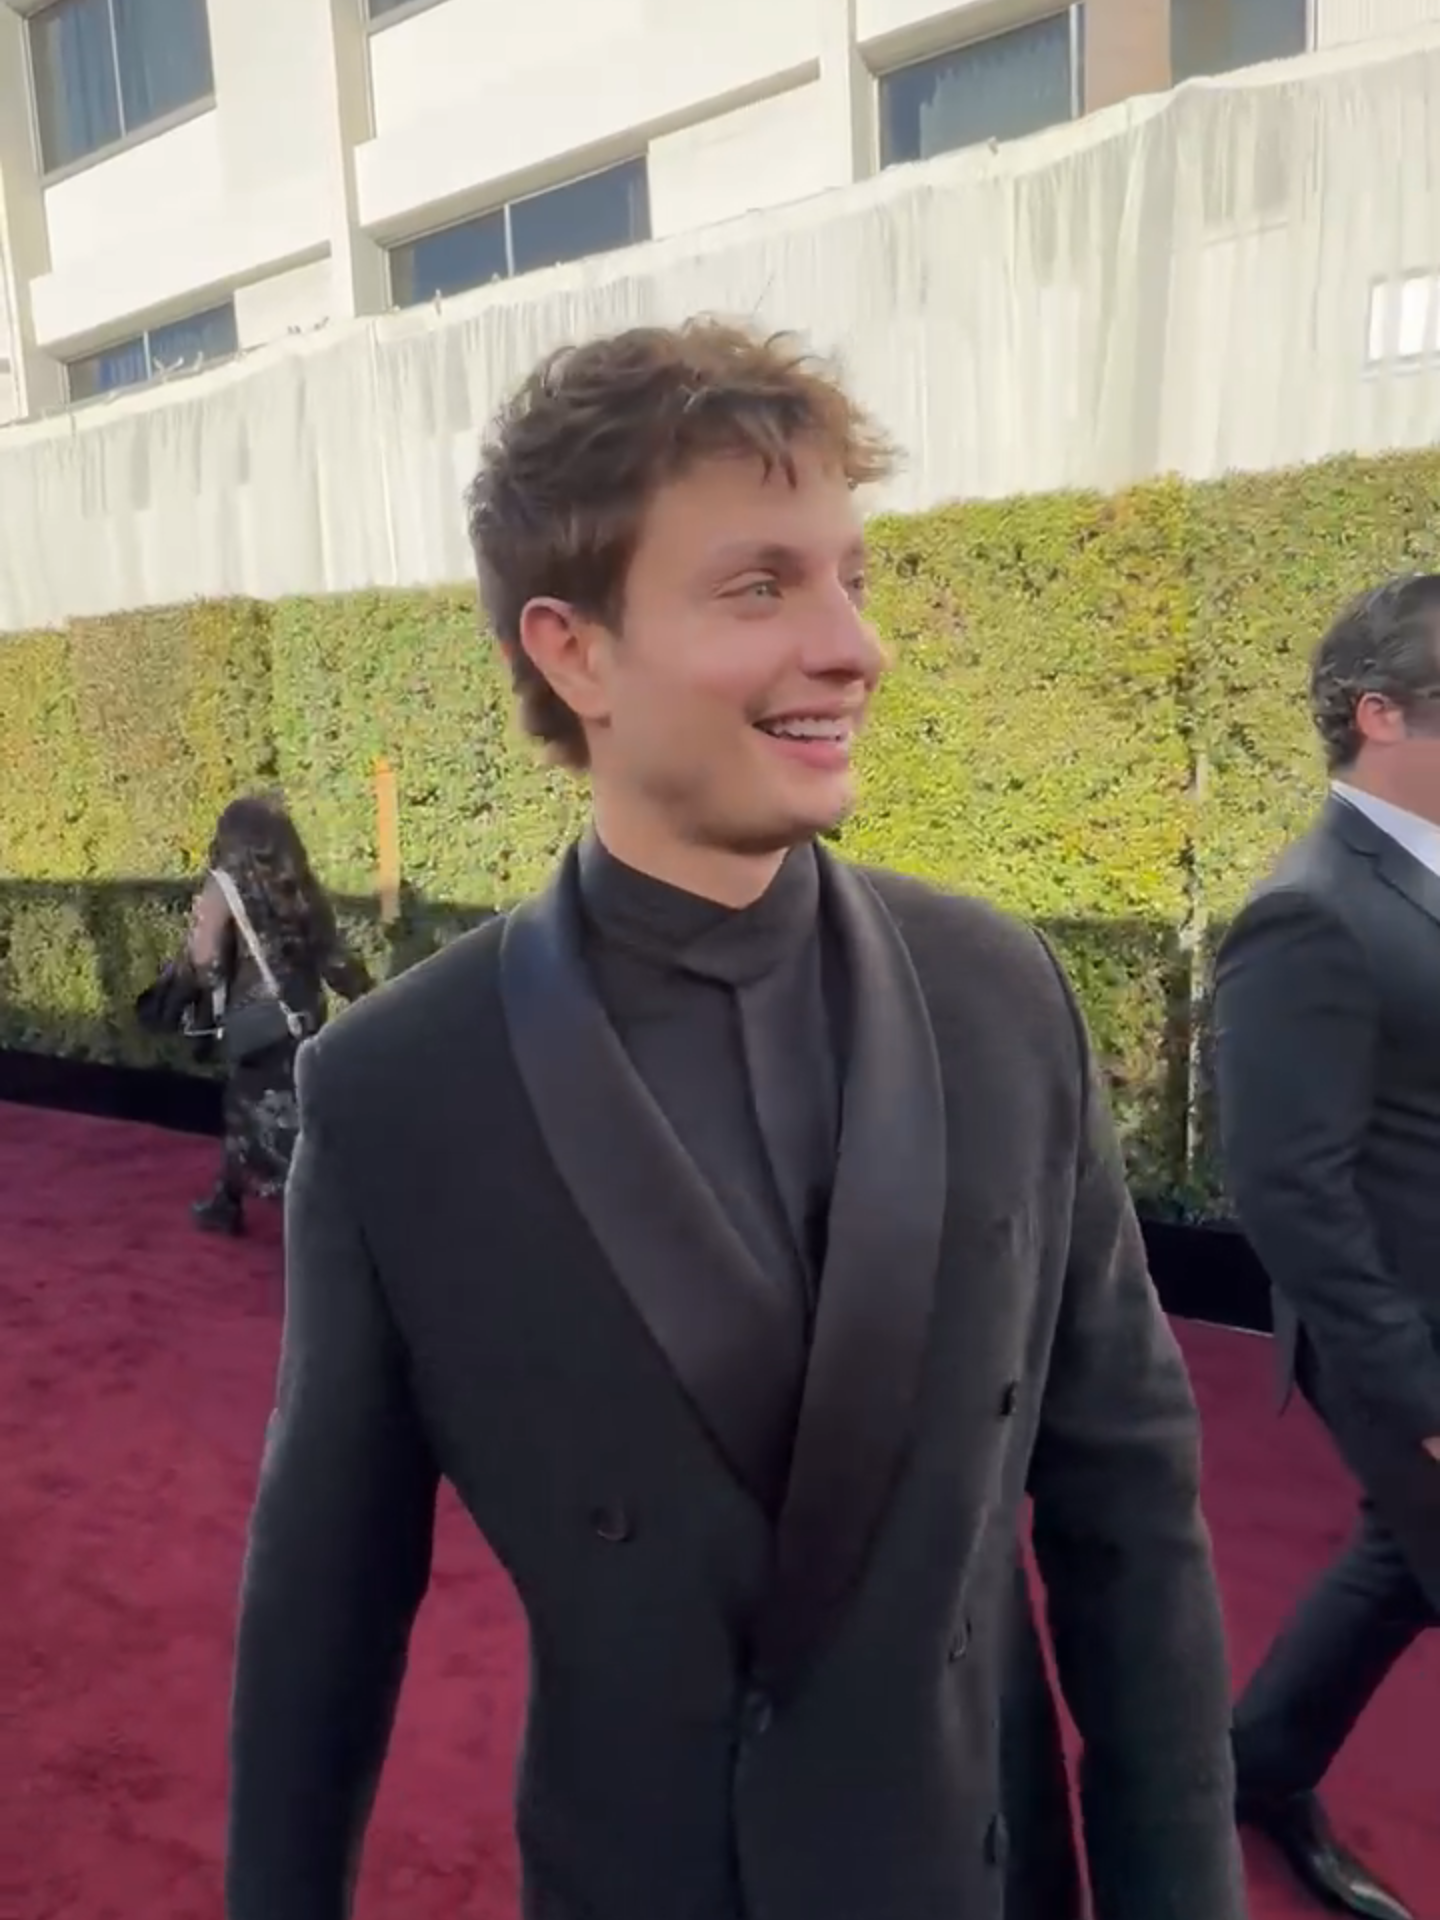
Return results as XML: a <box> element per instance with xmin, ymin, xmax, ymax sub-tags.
<box><xmin>187</xmin><ymin>872</ymin><xmax>372</xmax><ymax>1199</ymax></box>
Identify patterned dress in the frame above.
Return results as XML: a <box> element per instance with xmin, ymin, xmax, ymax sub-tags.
<box><xmin>188</xmin><ymin>867</ymin><xmax>371</xmax><ymax>1199</ymax></box>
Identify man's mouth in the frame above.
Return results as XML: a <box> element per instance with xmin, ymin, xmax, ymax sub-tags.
<box><xmin>752</xmin><ymin>713</ymin><xmax>859</xmax><ymax>772</ymax></box>
<box><xmin>753</xmin><ymin>715</ymin><xmax>856</xmax><ymax>743</ymax></box>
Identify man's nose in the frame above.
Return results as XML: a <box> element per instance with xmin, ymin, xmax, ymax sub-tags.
<box><xmin>805</xmin><ymin>592</ymin><xmax>886</xmax><ymax>683</ymax></box>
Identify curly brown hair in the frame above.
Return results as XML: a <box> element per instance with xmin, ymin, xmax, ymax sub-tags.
<box><xmin>464</xmin><ymin>319</ymin><xmax>900</xmax><ymax>771</ymax></box>
<box><xmin>208</xmin><ymin>794</ymin><xmax>338</xmax><ymax>959</ymax></box>
<box><xmin>1310</xmin><ymin>574</ymin><xmax>1440</xmax><ymax>771</ymax></box>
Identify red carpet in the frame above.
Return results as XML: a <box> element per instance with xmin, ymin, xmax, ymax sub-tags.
<box><xmin>2</xmin><ymin>1103</ymin><xmax>1435</xmax><ymax>1920</ymax></box>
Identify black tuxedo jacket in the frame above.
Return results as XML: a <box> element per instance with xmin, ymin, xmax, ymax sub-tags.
<box><xmin>1214</xmin><ymin>795</ymin><xmax>1440</xmax><ymax>1446</ymax></box>
<box><xmin>227</xmin><ymin>849</ymin><xmax>1243</xmax><ymax>1920</ymax></box>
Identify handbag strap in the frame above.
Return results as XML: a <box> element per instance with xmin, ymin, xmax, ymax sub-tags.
<box><xmin>209</xmin><ymin>868</ymin><xmax>305</xmax><ymax>1037</ymax></box>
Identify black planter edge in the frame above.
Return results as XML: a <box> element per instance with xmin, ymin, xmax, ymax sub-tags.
<box><xmin>0</xmin><ymin>1046</ymin><xmax>221</xmax><ymax>1137</ymax></box>
<box><xmin>1138</xmin><ymin>1216</ymin><xmax>1271</xmax><ymax>1337</ymax></box>
<box><xmin>1</xmin><ymin>1048</ymin><xmax>1272</xmax><ymax>1336</ymax></box>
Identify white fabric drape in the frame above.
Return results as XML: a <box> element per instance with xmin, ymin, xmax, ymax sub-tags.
<box><xmin>1</xmin><ymin>27</ymin><xmax>1438</xmax><ymax>634</ymax></box>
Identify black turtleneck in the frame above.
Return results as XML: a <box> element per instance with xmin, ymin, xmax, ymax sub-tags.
<box><xmin>577</xmin><ymin>833</ymin><xmax>842</xmax><ymax>1344</ymax></box>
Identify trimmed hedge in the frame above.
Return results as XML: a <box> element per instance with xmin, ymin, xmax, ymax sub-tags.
<box><xmin>3</xmin><ymin>447</ymin><xmax>1438</xmax><ymax>1208</ymax></box>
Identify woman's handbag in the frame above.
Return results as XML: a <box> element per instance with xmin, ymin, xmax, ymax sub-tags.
<box><xmin>209</xmin><ymin>868</ymin><xmax>310</xmax><ymax>1066</ymax></box>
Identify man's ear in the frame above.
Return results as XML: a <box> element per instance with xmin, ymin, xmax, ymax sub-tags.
<box><xmin>517</xmin><ymin>599</ymin><xmax>613</xmax><ymax>727</ymax></box>
<box><xmin>1354</xmin><ymin>691</ymin><xmax>1412</xmax><ymax>749</ymax></box>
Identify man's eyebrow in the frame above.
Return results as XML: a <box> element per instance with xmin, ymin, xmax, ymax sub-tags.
<box><xmin>706</xmin><ymin>540</ymin><xmax>868</xmax><ymax>575</ymax></box>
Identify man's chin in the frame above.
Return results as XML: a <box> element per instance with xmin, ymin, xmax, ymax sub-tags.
<box><xmin>724</xmin><ymin>789</ymin><xmax>855</xmax><ymax>856</ymax></box>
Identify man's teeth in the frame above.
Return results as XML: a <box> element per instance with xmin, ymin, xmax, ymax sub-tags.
<box><xmin>759</xmin><ymin>717</ymin><xmax>850</xmax><ymax>740</ymax></box>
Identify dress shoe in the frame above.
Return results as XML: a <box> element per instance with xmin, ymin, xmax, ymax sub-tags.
<box><xmin>1238</xmin><ymin>1790</ymin><xmax>1412</xmax><ymax>1920</ymax></box>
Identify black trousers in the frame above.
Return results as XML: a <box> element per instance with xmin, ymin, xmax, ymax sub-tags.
<box><xmin>1232</xmin><ymin>1338</ymin><xmax>1440</xmax><ymax>1800</ymax></box>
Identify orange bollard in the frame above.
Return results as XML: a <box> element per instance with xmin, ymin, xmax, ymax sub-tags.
<box><xmin>374</xmin><ymin>755</ymin><xmax>401</xmax><ymax>925</ymax></box>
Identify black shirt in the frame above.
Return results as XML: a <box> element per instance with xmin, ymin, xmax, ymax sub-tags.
<box><xmin>577</xmin><ymin>834</ymin><xmax>841</xmax><ymax>1343</ymax></box>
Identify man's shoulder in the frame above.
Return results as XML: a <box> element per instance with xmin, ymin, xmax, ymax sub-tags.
<box><xmin>860</xmin><ymin>863</ymin><xmax>1053</xmax><ymax>958</ymax></box>
<box><xmin>855</xmin><ymin>864</ymin><xmax>1069</xmax><ymax>1011</ymax></box>
<box><xmin>856</xmin><ymin>865</ymin><xmax>1085</xmax><ymax>1100</ymax></box>
<box><xmin>1227</xmin><ymin>821</ymin><xmax>1352</xmax><ymax>935</ymax></box>
<box><xmin>300</xmin><ymin>913</ymin><xmax>507</xmax><ymax>1106</ymax></box>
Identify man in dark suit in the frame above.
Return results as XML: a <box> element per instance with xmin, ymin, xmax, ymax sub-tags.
<box><xmin>226</xmin><ymin>320</ymin><xmax>1245</xmax><ymax>1920</ymax></box>
<box><xmin>1214</xmin><ymin>575</ymin><xmax>1440</xmax><ymax>1920</ymax></box>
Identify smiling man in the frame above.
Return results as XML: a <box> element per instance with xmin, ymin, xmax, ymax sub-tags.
<box><xmin>226</xmin><ymin>321</ymin><xmax>1245</xmax><ymax>1920</ymax></box>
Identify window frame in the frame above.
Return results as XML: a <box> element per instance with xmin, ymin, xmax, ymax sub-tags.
<box><xmin>386</xmin><ymin>155</ymin><xmax>651</xmax><ymax>310</ymax></box>
<box><xmin>64</xmin><ymin>296</ymin><xmax>239</xmax><ymax>405</ymax></box>
<box><xmin>25</xmin><ymin>0</ymin><xmax>217</xmax><ymax>184</ymax></box>
<box><xmin>875</xmin><ymin>6</ymin><xmax>1083</xmax><ymax>174</ymax></box>
<box><xmin>364</xmin><ymin>0</ymin><xmax>451</xmax><ymax>32</ymax></box>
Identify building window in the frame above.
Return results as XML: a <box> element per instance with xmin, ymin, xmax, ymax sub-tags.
<box><xmin>29</xmin><ymin>0</ymin><xmax>215</xmax><ymax>175</ymax></box>
<box><xmin>1171</xmin><ymin>0</ymin><xmax>1309</xmax><ymax>84</ymax></box>
<box><xmin>879</xmin><ymin>12</ymin><xmax>1076</xmax><ymax>170</ymax></box>
<box><xmin>390</xmin><ymin>159</ymin><xmax>651</xmax><ymax>309</ymax></box>
<box><xmin>1366</xmin><ymin>273</ymin><xmax>1440</xmax><ymax>369</ymax></box>
<box><xmin>67</xmin><ymin>300</ymin><xmax>238</xmax><ymax>403</ymax></box>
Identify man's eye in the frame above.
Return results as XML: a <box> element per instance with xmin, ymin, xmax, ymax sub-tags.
<box><xmin>732</xmin><ymin>579</ymin><xmax>781</xmax><ymax>601</ymax></box>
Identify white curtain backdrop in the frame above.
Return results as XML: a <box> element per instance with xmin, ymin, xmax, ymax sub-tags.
<box><xmin>1</xmin><ymin>26</ymin><xmax>1438</xmax><ymax>633</ymax></box>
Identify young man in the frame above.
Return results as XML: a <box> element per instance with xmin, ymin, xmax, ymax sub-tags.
<box><xmin>1215</xmin><ymin>576</ymin><xmax>1440</xmax><ymax>1920</ymax></box>
<box><xmin>226</xmin><ymin>321</ymin><xmax>1245</xmax><ymax>1920</ymax></box>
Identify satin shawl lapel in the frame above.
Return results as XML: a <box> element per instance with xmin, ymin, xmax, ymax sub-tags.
<box><xmin>499</xmin><ymin>849</ymin><xmax>802</xmax><ymax>1509</ymax></box>
<box><xmin>1330</xmin><ymin>795</ymin><xmax>1440</xmax><ymax>934</ymax></box>
<box><xmin>751</xmin><ymin>854</ymin><xmax>947</xmax><ymax>1692</ymax></box>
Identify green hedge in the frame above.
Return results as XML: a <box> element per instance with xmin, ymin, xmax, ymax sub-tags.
<box><xmin>3</xmin><ymin>447</ymin><xmax>1438</xmax><ymax>1209</ymax></box>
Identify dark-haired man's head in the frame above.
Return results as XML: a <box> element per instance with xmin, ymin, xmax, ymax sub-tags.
<box><xmin>466</xmin><ymin>320</ymin><xmax>899</xmax><ymax>902</ymax></box>
<box><xmin>1311</xmin><ymin>574</ymin><xmax>1440</xmax><ymax>820</ymax></box>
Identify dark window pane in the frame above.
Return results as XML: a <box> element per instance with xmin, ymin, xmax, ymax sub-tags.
<box><xmin>112</xmin><ymin>0</ymin><xmax>214</xmax><ymax>130</ymax></box>
<box><xmin>1172</xmin><ymin>0</ymin><xmax>1309</xmax><ymax>83</ymax></box>
<box><xmin>508</xmin><ymin>160</ymin><xmax>650</xmax><ymax>278</ymax></box>
<box><xmin>29</xmin><ymin>0</ymin><xmax>121</xmax><ymax>172</ymax></box>
<box><xmin>391</xmin><ymin>209</ymin><xmax>508</xmax><ymax>308</ymax></box>
<box><xmin>369</xmin><ymin>0</ymin><xmax>419</xmax><ymax>15</ymax></box>
<box><xmin>880</xmin><ymin>14</ymin><xmax>1073</xmax><ymax>168</ymax></box>
<box><xmin>148</xmin><ymin>301</ymin><xmax>237</xmax><ymax>376</ymax></box>
<box><xmin>68</xmin><ymin>334</ymin><xmax>149</xmax><ymax>402</ymax></box>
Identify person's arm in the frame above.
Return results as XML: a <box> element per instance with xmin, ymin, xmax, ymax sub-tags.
<box><xmin>1214</xmin><ymin>887</ymin><xmax>1440</xmax><ymax>1448</ymax></box>
<box><xmin>226</xmin><ymin>1044</ymin><xmax>438</xmax><ymax>1920</ymax></box>
<box><xmin>1027</xmin><ymin>950</ymin><xmax>1246</xmax><ymax>1920</ymax></box>
<box><xmin>187</xmin><ymin>874</ymin><xmax>231</xmax><ymax>979</ymax></box>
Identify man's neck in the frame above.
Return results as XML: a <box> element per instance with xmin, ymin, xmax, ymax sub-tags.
<box><xmin>1334</xmin><ymin>772</ymin><xmax>1440</xmax><ymax>832</ymax></box>
<box><xmin>588</xmin><ymin>805</ymin><xmax>789</xmax><ymax>909</ymax></box>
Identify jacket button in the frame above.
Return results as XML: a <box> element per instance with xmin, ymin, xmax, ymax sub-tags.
<box><xmin>740</xmin><ymin>1687</ymin><xmax>773</xmax><ymax>1738</ymax></box>
<box><xmin>946</xmin><ymin>1619</ymin><xmax>971</xmax><ymax>1663</ymax></box>
<box><xmin>984</xmin><ymin>1813</ymin><xmax>1009</xmax><ymax>1866</ymax></box>
<box><xmin>998</xmin><ymin>1380</ymin><xmax>1019</xmax><ymax>1417</ymax></box>
<box><xmin>588</xmin><ymin>1503</ymin><xmax>632</xmax><ymax>1543</ymax></box>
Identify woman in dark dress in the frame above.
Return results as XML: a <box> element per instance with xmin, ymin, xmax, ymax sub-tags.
<box><xmin>186</xmin><ymin>796</ymin><xmax>371</xmax><ymax>1235</ymax></box>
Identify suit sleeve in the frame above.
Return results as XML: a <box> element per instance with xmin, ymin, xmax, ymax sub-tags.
<box><xmin>1026</xmin><ymin>948</ymin><xmax>1245</xmax><ymax>1920</ymax></box>
<box><xmin>1213</xmin><ymin>886</ymin><xmax>1440</xmax><ymax>1446</ymax></box>
<box><xmin>226</xmin><ymin>1043</ymin><xmax>439</xmax><ymax>1920</ymax></box>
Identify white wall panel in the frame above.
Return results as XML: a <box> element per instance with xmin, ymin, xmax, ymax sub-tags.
<box><xmin>649</xmin><ymin>84</ymin><xmax>843</xmax><ymax>239</ymax></box>
<box><xmin>1316</xmin><ymin>0</ymin><xmax>1440</xmax><ymax>48</ymax></box>
<box><xmin>42</xmin><ymin>115</ymin><xmax>223</xmax><ymax>274</ymax></box>
<box><xmin>234</xmin><ymin>259</ymin><xmax>336</xmax><ymax>350</ymax></box>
